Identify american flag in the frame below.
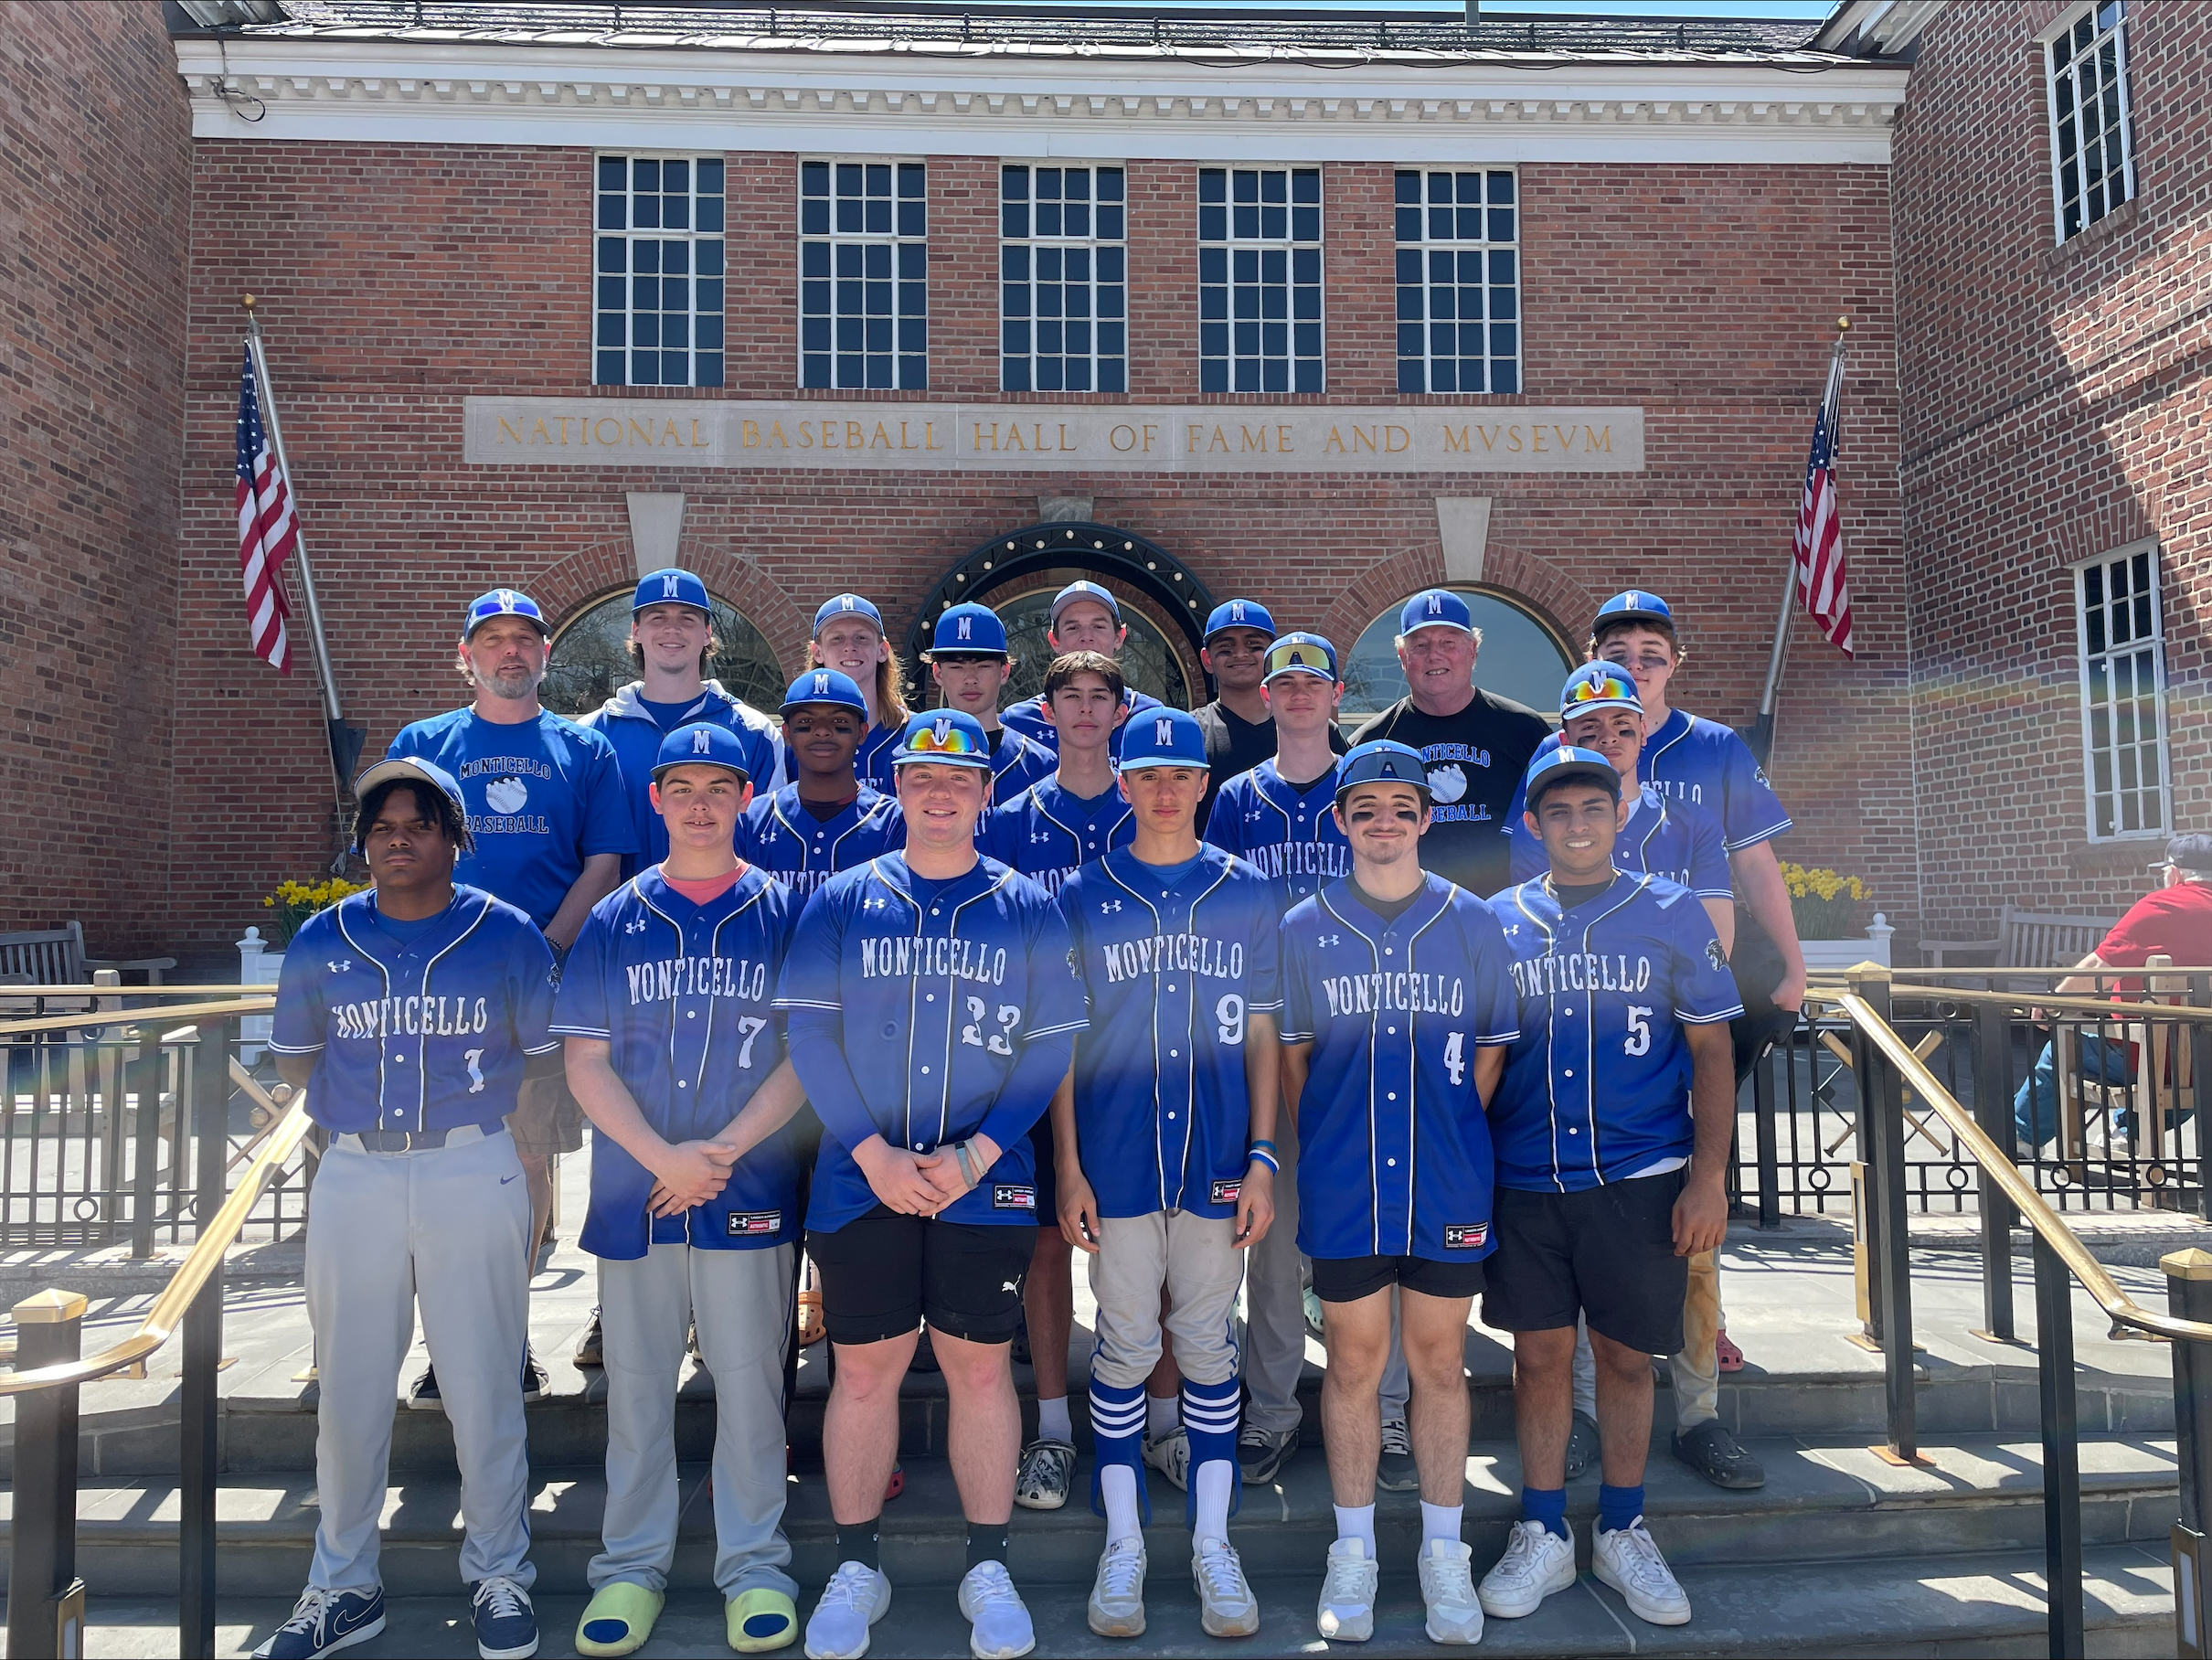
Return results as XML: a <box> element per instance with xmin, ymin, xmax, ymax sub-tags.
<box><xmin>1792</xmin><ymin>347</ymin><xmax>1852</xmax><ymax>656</ymax></box>
<box><xmin>235</xmin><ymin>344</ymin><xmax>296</xmax><ymax>673</ymax></box>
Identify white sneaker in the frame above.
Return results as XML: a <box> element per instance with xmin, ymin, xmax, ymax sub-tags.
<box><xmin>803</xmin><ymin>1562</ymin><xmax>890</xmax><ymax>1660</ymax></box>
<box><xmin>1193</xmin><ymin>1538</ymin><xmax>1260</xmax><ymax>1638</ymax></box>
<box><xmin>1594</xmin><ymin>1517</ymin><xmax>1691</xmax><ymax>1626</ymax></box>
<box><xmin>1088</xmin><ymin>1538</ymin><xmax>1147</xmax><ymax>1638</ymax></box>
<box><xmin>1143</xmin><ymin>1424</ymin><xmax>1190</xmax><ymax>1492</ymax></box>
<box><xmin>958</xmin><ymin>1560</ymin><xmax>1037</xmax><ymax>1659</ymax></box>
<box><xmin>1478</xmin><ymin>1519</ymin><xmax>1578</xmax><ymax>1619</ymax></box>
<box><xmin>1418</xmin><ymin>1538</ymin><xmax>1484</xmax><ymax>1644</ymax></box>
<box><xmin>1315</xmin><ymin>1536</ymin><xmax>1378</xmax><ymax>1643</ymax></box>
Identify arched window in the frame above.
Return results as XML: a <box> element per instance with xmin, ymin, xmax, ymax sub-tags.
<box><xmin>1340</xmin><ymin>589</ymin><xmax>1573</xmax><ymax>724</ymax></box>
<box><xmin>984</xmin><ymin>585</ymin><xmax>1194</xmax><ymax>709</ymax></box>
<box><xmin>542</xmin><ymin>589</ymin><xmax>788</xmax><ymax>720</ymax></box>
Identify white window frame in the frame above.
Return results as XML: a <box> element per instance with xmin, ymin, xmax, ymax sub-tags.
<box><xmin>2040</xmin><ymin>1</ymin><xmax>2137</xmax><ymax>246</ymax></box>
<box><xmin>2072</xmin><ymin>537</ymin><xmax>2172</xmax><ymax>844</ymax></box>
<box><xmin>593</xmin><ymin>151</ymin><xmax>727</xmax><ymax>389</ymax></box>
<box><xmin>798</xmin><ymin>155</ymin><xmax>929</xmax><ymax>391</ymax></box>
<box><xmin>1196</xmin><ymin>163</ymin><xmax>1325</xmax><ymax>397</ymax></box>
<box><xmin>1393</xmin><ymin>165</ymin><xmax>1522</xmax><ymax>397</ymax></box>
<box><xmin>998</xmin><ymin>160</ymin><xmax>1129</xmax><ymax>395</ymax></box>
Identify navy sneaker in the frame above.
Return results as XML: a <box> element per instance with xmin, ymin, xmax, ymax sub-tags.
<box><xmin>251</xmin><ymin>1586</ymin><xmax>386</xmax><ymax>1660</ymax></box>
<box><xmin>406</xmin><ymin>1364</ymin><xmax>442</xmax><ymax>1412</ymax></box>
<box><xmin>470</xmin><ymin>1574</ymin><xmax>540</xmax><ymax>1660</ymax></box>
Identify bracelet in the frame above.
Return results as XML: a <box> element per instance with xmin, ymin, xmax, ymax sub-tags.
<box><xmin>954</xmin><ymin>1140</ymin><xmax>980</xmax><ymax>1189</ymax></box>
<box><xmin>1248</xmin><ymin>1139</ymin><xmax>1278</xmax><ymax>1155</ymax></box>
<box><xmin>1248</xmin><ymin>1147</ymin><xmax>1281</xmax><ymax>1174</ymax></box>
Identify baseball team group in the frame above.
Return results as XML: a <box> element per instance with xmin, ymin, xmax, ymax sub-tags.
<box><xmin>255</xmin><ymin>567</ymin><xmax>1812</xmax><ymax>1660</ymax></box>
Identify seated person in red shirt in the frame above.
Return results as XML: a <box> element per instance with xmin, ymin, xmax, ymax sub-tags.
<box><xmin>2014</xmin><ymin>833</ymin><xmax>2212</xmax><ymax>1153</ymax></box>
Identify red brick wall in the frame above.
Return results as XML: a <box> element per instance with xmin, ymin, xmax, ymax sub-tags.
<box><xmin>1892</xmin><ymin>0</ymin><xmax>2212</xmax><ymax>941</ymax></box>
<box><xmin>0</xmin><ymin>2</ymin><xmax>191</xmax><ymax>956</ymax></box>
<box><xmin>172</xmin><ymin>140</ymin><xmax>1909</xmax><ymax>949</ymax></box>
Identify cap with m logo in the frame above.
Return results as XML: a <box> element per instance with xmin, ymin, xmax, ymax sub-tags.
<box><xmin>780</xmin><ymin>667</ymin><xmax>867</xmax><ymax>718</ymax></box>
<box><xmin>651</xmin><ymin>720</ymin><xmax>753</xmax><ymax>782</ymax></box>
<box><xmin>1397</xmin><ymin>589</ymin><xmax>1474</xmax><ymax>638</ymax></box>
<box><xmin>631</xmin><ymin>568</ymin><xmax>709</xmax><ymax>615</ymax></box>
<box><xmin>1116</xmin><ymin>708</ymin><xmax>1208</xmax><ymax>774</ymax></box>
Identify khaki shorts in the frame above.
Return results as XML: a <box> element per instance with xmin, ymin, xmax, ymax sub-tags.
<box><xmin>505</xmin><ymin>1076</ymin><xmax>585</xmax><ymax>1158</ymax></box>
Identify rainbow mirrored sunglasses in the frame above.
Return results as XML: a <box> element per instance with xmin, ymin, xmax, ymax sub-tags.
<box><xmin>1562</xmin><ymin>669</ymin><xmax>1640</xmax><ymax>709</ymax></box>
<box><xmin>1264</xmin><ymin>638</ymin><xmax>1337</xmax><ymax>680</ymax></box>
<box><xmin>899</xmin><ymin>720</ymin><xmax>987</xmax><ymax>758</ymax></box>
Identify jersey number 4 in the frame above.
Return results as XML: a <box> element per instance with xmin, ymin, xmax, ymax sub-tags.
<box><xmin>962</xmin><ymin>998</ymin><xmax>1022</xmax><ymax>1056</ymax></box>
<box><xmin>1443</xmin><ymin>1031</ymin><xmax>1464</xmax><ymax>1086</ymax></box>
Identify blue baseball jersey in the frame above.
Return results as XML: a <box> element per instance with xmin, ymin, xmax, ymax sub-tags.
<box><xmin>1061</xmin><ymin>847</ymin><xmax>1282</xmax><ymax>1219</ymax></box>
<box><xmin>983</xmin><ymin>779</ymin><xmax>1135</xmax><ymax>897</ymax></box>
<box><xmin>1507</xmin><ymin>783</ymin><xmax>1731</xmax><ymax>898</ymax></box>
<box><xmin>270</xmin><ymin>886</ymin><xmax>558</xmax><ymax>1134</ymax></box>
<box><xmin>386</xmin><ymin>708</ymin><xmax>637</xmax><ymax>930</ymax></box>
<box><xmin>735</xmin><ymin>783</ymin><xmax>906</xmax><ymax>899</ymax></box>
<box><xmin>551</xmin><ymin>867</ymin><xmax>802</xmax><ymax>1259</ymax></box>
<box><xmin>777</xmin><ymin>854</ymin><xmax>1088</xmax><ymax>1231</ymax></box>
<box><xmin>1509</xmin><ymin>709</ymin><xmax>1792</xmax><ymax>857</ymax></box>
<box><xmin>1280</xmin><ymin>875</ymin><xmax>1520</xmax><ymax>1262</ymax></box>
<box><xmin>856</xmin><ymin>721</ymin><xmax>904</xmax><ymax>793</ymax></box>
<box><xmin>988</xmin><ymin>724</ymin><xmax>1058</xmax><ymax>806</ymax></box>
<box><xmin>1488</xmin><ymin>872</ymin><xmax>1746</xmax><ymax>1194</ymax></box>
<box><xmin>1001</xmin><ymin>686</ymin><xmax>1167</xmax><ymax>764</ymax></box>
<box><xmin>1204</xmin><ymin>759</ymin><xmax>1353</xmax><ymax>913</ymax></box>
<box><xmin>577</xmin><ymin>682</ymin><xmax>783</xmax><ymax>878</ymax></box>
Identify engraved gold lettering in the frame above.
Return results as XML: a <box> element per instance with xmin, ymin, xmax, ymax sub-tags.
<box><xmin>1585</xmin><ymin>425</ymin><xmax>1611</xmax><ymax>452</ymax></box>
<box><xmin>1386</xmin><ymin>425</ymin><xmax>1409</xmax><ymax>453</ymax></box>
<box><xmin>595</xmin><ymin>419</ymin><xmax>622</xmax><ymax>445</ymax></box>
<box><xmin>1110</xmin><ymin>423</ymin><xmax>1138</xmax><ymax>452</ymax></box>
<box><xmin>1442</xmin><ymin>425</ymin><xmax>1471</xmax><ymax>452</ymax></box>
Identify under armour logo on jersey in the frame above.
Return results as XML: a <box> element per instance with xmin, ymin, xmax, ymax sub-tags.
<box><xmin>866</xmin><ymin>895</ymin><xmax>889</xmax><ymax>910</ymax></box>
<box><xmin>623</xmin><ymin>917</ymin><xmax>648</xmax><ymax>934</ymax></box>
<box><xmin>1099</xmin><ymin>899</ymin><xmax>1123</xmax><ymax>915</ymax></box>
<box><xmin>1154</xmin><ymin>718</ymin><xmax>1174</xmax><ymax>746</ymax></box>
<box><xmin>326</xmin><ymin>958</ymin><xmax>354</xmax><ymax>974</ymax></box>
<box><xmin>1030</xmin><ymin>829</ymin><xmax>1052</xmax><ymax>844</ymax></box>
<box><xmin>1317</xmin><ymin>932</ymin><xmax>1342</xmax><ymax>948</ymax></box>
<box><xmin>956</xmin><ymin>615</ymin><xmax>973</xmax><ymax>640</ymax></box>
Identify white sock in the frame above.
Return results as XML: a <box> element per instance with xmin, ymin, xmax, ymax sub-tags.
<box><xmin>1101</xmin><ymin>1463</ymin><xmax>1143</xmax><ymax>1547</ymax></box>
<box><xmin>1146</xmin><ymin>1393</ymin><xmax>1179</xmax><ymax>1439</ymax></box>
<box><xmin>1334</xmin><ymin>1504</ymin><xmax>1377</xmax><ymax>1559</ymax></box>
<box><xmin>1421</xmin><ymin>1501</ymin><xmax>1464</xmax><ymax>1548</ymax></box>
<box><xmin>1193</xmin><ymin>1459</ymin><xmax>1234</xmax><ymax>1546</ymax></box>
<box><xmin>1037</xmin><ymin>1395</ymin><xmax>1072</xmax><ymax>1445</ymax></box>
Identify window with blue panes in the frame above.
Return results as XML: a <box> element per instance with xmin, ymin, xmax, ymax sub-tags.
<box><xmin>1197</xmin><ymin>167</ymin><xmax>1323</xmax><ymax>395</ymax></box>
<box><xmin>800</xmin><ymin>160</ymin><xmax>928</xmax><ymax>389</ymax></box>
<box><xmin>1001</xmin><ymin>165</ymin><xmax>1126</xmax><ymax>393</ymax></box>
<box><xmin>595</xmin><ymin>155</ymin><xmax>725</xmax><ymax>387</ymax></box>
<box><xmin>1395</xmin><ymin>169</ymin><xmax>1518</xmax><ymax>395</ymax></box>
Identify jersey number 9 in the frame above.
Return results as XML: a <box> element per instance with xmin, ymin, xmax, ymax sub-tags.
<box><xmin>1216</xmin><ymin>994</ymin><xmax>1245</xmax><ymax>1047</ymax></box>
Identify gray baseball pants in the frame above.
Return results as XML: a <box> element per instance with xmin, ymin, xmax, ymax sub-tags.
<box><xmin>305</xmin><ymin>1128</ymin><xmax>534</xmax><ymax>1592</ymax></box>
<box><xmin>591</xmin><ymin>1241</ymin><xmax>799</xmax><ymax>1601</ymax></box>
<box><xmin>1090</xmin><ymin>1211</ymin><xmax>1243</xmax><ymax>1389</ymax></box>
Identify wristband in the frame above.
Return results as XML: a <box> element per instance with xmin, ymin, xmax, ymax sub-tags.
<box><xmin>954</xmin><ymin>1140</ymin><xmax>980</xmax><ymax>1189</ymax></box>
<box><xmin>1248</xmin><ymin>1147</ymin><xmax>1281</xmax><ymax>1174</ymax></box>
<box><xmin>1248</xmin><ymin>1139</ymin><xmax>1278</xmax><ymax>1155</ymax></box>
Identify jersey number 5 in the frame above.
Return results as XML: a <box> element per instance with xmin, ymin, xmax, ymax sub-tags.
<box><xmin>963</xmin><ymin>997</ymin><xmax>1023</xmax><ymax>1056</ymax></box>
<box><xmin>1624</xmin><ymin>1006</ymin><xmax>1653</xmax><ymax>1058</ymax></box>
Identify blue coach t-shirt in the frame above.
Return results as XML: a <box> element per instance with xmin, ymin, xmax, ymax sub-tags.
<box><xmin>387</xmin><ymin>708</ymin><xmax>636</xmax><ymax>930</ymax></box>
<box><xmin>1487</xmin><ymin>871</ymin><xmax>1745</xmax><ymax>1194</ymax></box>
<box><xmin>270</xmin><ymin>886</ymin><xmax>558</xmax><ymax>1134</ymax></box>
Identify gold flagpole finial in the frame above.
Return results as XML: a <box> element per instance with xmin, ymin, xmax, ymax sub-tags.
<box><xmin>241</xmin><ymin>293</ymin><xmax>257</xmax><ymax>313</ymax></box>
<box><xmin>1835</xmin><ymin>314</ymin><xmax>1851</xmax><ymax>333</ymax></box>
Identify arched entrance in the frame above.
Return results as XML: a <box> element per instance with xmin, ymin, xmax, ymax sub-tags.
<box><xmin>904</xmin><ymin>522</ymin><xmax>1217</xmax><ymax>710</ymax></box>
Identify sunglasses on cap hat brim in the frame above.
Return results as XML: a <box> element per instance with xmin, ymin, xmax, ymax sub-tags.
<box><xmin>1264</xmin><ymin>640</ymin><xmax>1338</xmax><ymax>681</ymax></box>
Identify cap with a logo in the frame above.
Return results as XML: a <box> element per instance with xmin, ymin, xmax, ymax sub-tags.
<box><xmin>652</xmin><ymin>721</ymin><xmax>754</xmax><ymax>782</ymax></box>
<box><xmin>1593</xmin><ymin>590</ymin><xmax>1675</xmax><ymax>633</ymax></box>
<box><xmin>1335</xmin><ymin>740</ymin><xmax>1432</xmax><ymax>803</ymax></box>
<box><xmin>1049</xmin><ymin>580</ymin><xmax>1122</xmax><ymax>628</ymax></box>
<box><xmin>1116</xmin><ymin>708</ymin><xmax>1210</xmax><ymax>772</ymax></box>
<box><xmin>779</xmin><ymin>668</ymin><xmax>867</xmax><ymax>718</ymax></box>
<box><xmin>1523</xmin><ymin>745</ymin><xmax>1622</xmax><ymax>807</ymax></box>
<box><xmin>892</xmin><ymin>708</ymin><xmax>994</xmax><ymax>771</ymax></box>
<box><xmin>813</xmin><ymin>594</ymin><xmax>885</xmax><ymax>636</ymax></box>
<box><xmin>354</xmin><ymin>755</ymin><xmax>468</xmax><ymax>815</ymax></box>
<box><xmin>924</xmin><ymin>602</ymin><xmax>1009</xmax><ymax>660</ymax></box>
<box><xmin>1398</xmin><ymin>590</ymin><xmax>1474</xmax><ymax>639</ymax></box>
<box><xmin>463</xmin><ymin>588</ymin><xmax>550</xmax><ymax>640</ymax></box>
<box><xmin>1558</xmin><ymin>663</ymin><xmax>1643</xmax><ymax>720</ymax></box>
<box><xmin>1204</xmin><ymin>599</ymin><xmax>1278</xmax><ymax>642</ymax></box>
<box><xmin>2154</xmin><ymin>833</ymin><xmax>2212</xmax><ymax>874</ymax></box>
<box><xmin>633</xmin><ymin>568</ymin><xmax>711</xmax><ymax>616</ymax></box>
<box><xmin>1263</xmin><ymin>632</ymin><xmax>1340</xmax><ymax>685</ymax></box>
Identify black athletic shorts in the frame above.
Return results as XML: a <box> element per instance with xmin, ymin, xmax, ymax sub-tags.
<box><xmin>808</xmin><ymin>1206</ymin><xmax>1037</xmax><ymax>1346</ymax></box>
<box><xmin>1482</xmin><ymin>1170</ymin><xmax>1689</xmax><ymax>1357</ymax></box>
<box><xmin>1311</xmin><ymin>1252</ymin><xmax>1487</xmax><ymax>1304</ymax></box>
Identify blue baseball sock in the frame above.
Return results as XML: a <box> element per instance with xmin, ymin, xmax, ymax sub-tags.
<box><xmin>1088</xmin><ymin>1377</ymin><xmax>1150</xmax><ymax>1525</ymax></box>
<box><xmin>1522</xmin><ymin>1484</ymin><xmax>1569</xmax><ymax>1540</ymax></box>
<box><xmin>1599</xmin><ymin>1483</ymin><xmax>1644</xmax><ymax>1534</ymax></box>
<box><xmin>1181</xmin><ymin>1374</ymin><xmax>1243</xmax><ymax>1527</ymax></box>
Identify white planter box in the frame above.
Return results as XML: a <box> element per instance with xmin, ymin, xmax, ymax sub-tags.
<box><xmin>1799</xmin><ymin>912</ymin><xmax>1894</xmax><ymax>972</ymax></box>
<box><xmin>238</xmin><ymin>926</ymin><xmax>285</xmax><ymax>1061</ymax></box>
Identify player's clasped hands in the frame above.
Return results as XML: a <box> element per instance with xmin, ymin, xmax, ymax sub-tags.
<box><xmin>647</xmin><ymin>1138</ymin><xmax>740</xmax><ymax>1217</ymax></box>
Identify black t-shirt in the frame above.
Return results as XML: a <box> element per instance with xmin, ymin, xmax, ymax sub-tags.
<box><xmin>1191</xmin><ymin>700</ymin><xmax>1349</xmax><ymax>831</ymax></box>
<box><xmin>1348</xmin><ymin>877</ymin><xmax>1422</xmax><ymax>925</ymax></box>
<box><xmin>1349</xmin><ymin>689</ymin><xmax>1553</xmax><ymax>900</ymax></box>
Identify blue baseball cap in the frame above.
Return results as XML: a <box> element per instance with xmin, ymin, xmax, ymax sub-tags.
<box><xmin>1523</xmin><ymin>745</ymin><xmax>1623</xmax><ymax>808</ymax></box>
<box><xmin>813</xmin><ymin>593</ymin><xmax>885</xmax><ymax>636</ymax></box>
<box><xmin>780</xmin><ymin>668</ymin><xmax>867</xmax><ymax>718</ymax></box>
<box><xmin>1557</xmin><ymin>664</ymin><xmax>1643</xmax><ymax>720</ymax></box>
<box><xmin>1593</xmin><ymin>590</ymin><xmax>1675</xmax><ymax>633</ymax></box>
<box><xmin>1398</xmin><ymin>590</ymin><xmax>1474</xmax><ymax>638</ymax></box>
<box><xmin>1116</xmin><ymin>708</ymin><xmax>1210</xmax><ymax>772</ymax></box>
<box><xmin>1263</xmin><ymin>632</ymin><xmax>1340</xmax><ymax>685</ymax></box>
<box><xmin>892</xmin><ymin>708</ymin><xmax>994</xmax><ymax>771</ymax></box>
<box><xmin>1049</xmin><ymin>580</ymin><xmax>1121</xmax><ymax>628</ymax></box>
<box><xmin>463</xmin><ymin>588</ymin><xmax>549</xmax><ymax>640</ymax></box>
<box><xmin>351</xmin><ymin>756</ymin><xmax>473</xmax><ymax>851</ymax></box>
<box><xmin>1204</xmin><ymin>599</ymin><xmax>1277</xmax><ymax>642</ymax></box>
<box><xmin>633</xmin><ymin>568</ymin><xmax>711</xmax><ymax>615</ymax></box>
<box><xmin>1335</xmin><ymin>740</ymin><xmax>1432</xmax><ymax>803</ymax></box>
<box><xmin>925</xmin><ymin>602</ymin><xmax>1010</xmax><ymax>659</ymax></box>
<box><xmin>652</xmin><ymin>721</ymin><xmax>754</xmax><ymax>782</ymax></box>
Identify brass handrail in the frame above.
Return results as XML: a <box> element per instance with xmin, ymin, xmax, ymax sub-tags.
<box><xmin>0</xmin><ymin>1095</ymin><xmax>314</xmax><ymax>1395</ymax></box>
<box><xmin>1818</xmin><ymin>989</ymin><xmax>2212</xmax><ymax>1346</ymax></box>
<box><xmin>1857</xmin><ymin>965</ymin><xmax>2212</xmax><ymax>979</ymax></box>
<box><xmin>0</xmin><ymin>996</ymin><xmax>276</xmax><ymax>1040</ymax></box>
<box><xmin>1832</xmin><ymin>984</ymin><xmax>2212</xmax><ymax>1021</ymax></box>
<box><xmin>3</xmin><ymin>984</ymin><xmax>280</xmax><ymax>998</ymax></box>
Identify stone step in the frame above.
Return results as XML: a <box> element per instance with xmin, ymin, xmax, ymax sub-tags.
<box><xmin>9</xmin><ymin>1432</ymin><xmax>2177</xmax><ymax>1599</ymax></box>
<box><xmin>45</xmin><ymin>1541</ymin><xmax>2180</xmax><ymax>1659</ymax></box>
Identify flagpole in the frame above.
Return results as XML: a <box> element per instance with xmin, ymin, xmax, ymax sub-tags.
<box><xmin>1746</xmin><ymin>315</ymin><xmax>1849</xmax><ymax>766</ymax></box>
<box><xmin>242</xmin><ymin>294</ymin><xmax>361</xmax><ymax>852</ymax></box>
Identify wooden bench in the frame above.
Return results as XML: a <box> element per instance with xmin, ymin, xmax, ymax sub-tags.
<box><xmin>0</xmin><ymin>922</ymin><xmax>174</xmax><ymax>1014</ymax></box>
<box><xmin>1920</xmin><ymin>905</ymin><xmax>2114</xmax><ymax>981</ymax></box>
